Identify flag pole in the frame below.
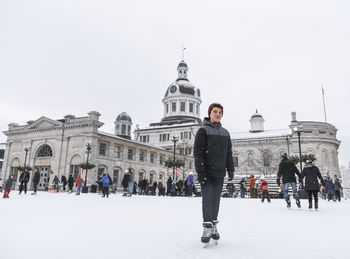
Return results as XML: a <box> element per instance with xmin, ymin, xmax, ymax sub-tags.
<box><xmin>322</xmin><ymin>85</ymin><xmax>327</xmax><ymax>123</ymax></box>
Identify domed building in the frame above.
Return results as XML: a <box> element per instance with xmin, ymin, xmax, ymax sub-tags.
<box><xmin>134</xmin><ymin>60</ymin><xmax>202</xmax><ymax>172</ymax></box>
<box><xmin>160</xmin><ymin>60</ymin><xmax>202</xmax><ymax>125</ymax></box>
<box><xmin>115</xmin><ymin>112</ymin><xmax>132</xmax><ymax>140</ymax></box>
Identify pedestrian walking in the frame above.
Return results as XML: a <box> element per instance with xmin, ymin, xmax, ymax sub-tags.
<box><xmin>121</xmin><ymin>169</ymin><xmax>131</xmax><ymax>196</ymax></box>
<box><xmin>166</xmin><ymin>176</ymin><xmax>172</xmax><ymax>195</ymax></box>
<box><xmin>52</xmin><ymin>175</ymin><xmax>60</xmax><ymax>192</ymax></box>
<box><xmin>98</xmin><ymin>174</ymin><xmax>110</xmax><ymax>198</ymax></box>
<box><xmin>3</xmin><ymin>174</ymin><xmax>15</xmax><ymax>198</ymax></box>
<box><xmin>194</xmin><ymin>103</ymin><xmax>234</xmax><ymax>247</ymax></box>
<box><xmin>68</xmin><ymin>175</ymin><xmax>74</xmax><ymax>193</ymax></box>
<box><xmin>75</xmin><ymin>174</ymin><xmax>85</xmax><ymax>195</ymax></box>
<box><xmin>226</xmin><ymin>181</ymin><xmax>235</xmax><ymax>198</ymax></box>
<box><xmin>239</xmin><ymin>177</ymin><xmax>247</xmax><ymax>198</ymax></box>
<box><xmin>19</xmin><ymin>169</ymin><xmax>30</xmax><ymax>195</ymax></box>
<box><xmin>61</xmin><ymin>175</ymin><xmax>68</xmax><ymax>192</ymax></box>
<box><xmin>186</xmin><ymin>172</ymin><xmax>194</xmax><ymax>197</ymax></box>
<box><xmin>334</xmin><ymin>175</ymin><xmax>343</xmax><ymax>202</ymax></box>
<box><xmin>32</xmin><ymin>169</ymin><xmax>40</xmax><ymax>195</ymax></box>
<box><xmin>277</xmin><ymin>153</ymin><xmax>302</xmax><ymax>208</ymax></box>
<box><xmin>259</xmin><ymin>176</ymin><xmax>270</xmax><ymax>203</ymax></box>
<box><xmin>300</xmin><ymin>160</ymin><xmax>325</xmax><ymax>210</ymax></box>
<box><xmin>325</xmin><ymin>177</ymin><xmax>335</xmax><ymax>201</ymax></box>
<box><xmin>249</xmin><ymin>174</ymin><xmax>257</xmax><ymax>198</ymax></box>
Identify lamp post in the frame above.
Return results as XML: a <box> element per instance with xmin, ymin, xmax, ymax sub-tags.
<box><xmin>171</xmin><ymin>136</ymin><xmax>178</xmax><ymax>180</ymax></box>
<box><xmin>294</xmin><ymin>125</ymin><xmax>303</xmax><ymax>173</ymax></box>
<box><xmin>182</xmin><ymin>140</ymin><xmax>188</xmax><ymax>180</ymax></box>
<box><xmin>84</xmin><ymin>143</ymin><xmax>92</xmax><ymax>187</ymax></box>
<box><xmin>24</xmin><ymin>148</ymin><xmax>29</xmax><ymax>167</ymax></box>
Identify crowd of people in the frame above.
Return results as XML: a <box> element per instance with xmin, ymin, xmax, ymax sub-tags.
<box><xmin>1</xmin><ymin>166</ymin><xmax>344</xmax><ymax>202</ymax></box>
<box><xmin>120</xmin><ymin>169</ymin><xmax>199</xmax><ymax>197</ymax></box>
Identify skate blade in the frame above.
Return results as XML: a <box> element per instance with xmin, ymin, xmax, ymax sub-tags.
<box><xmin>212</xmin><ymin>239</ymin><xmax>218</xmax><ymax>245</ymax></box>
<box><xmin>203</xmin><ymin>243</ymin><xmax>210</xmax><ymax>248</ymax></box>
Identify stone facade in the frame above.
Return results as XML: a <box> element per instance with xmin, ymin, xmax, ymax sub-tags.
<box><xmin>134</xmin><ymin>61</ymin><xmax>341</xmax><ymax>178</ymax></box>
<box><xmin>231</xmin><ymin>113</ymin><xmax>341</xmax><ymax>177</ymax></box>
<box><xmin>1</xmin><ymin>112</ymin><xmax>193</xmax><ymax>190</ymax></box>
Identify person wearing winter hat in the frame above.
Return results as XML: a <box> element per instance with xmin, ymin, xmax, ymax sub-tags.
<box><xmin>194</xmin><ymin>102</ymin><xmax>234</xmax><ymax>246</ymax></box>
<box><xmin>259</xmin><ymin>175</ymin><xmax>271</xmax><ymax>203</ymax></box>
<box><xmin>277</xmin><ymin>153</ymin><xmax>302</xmax><ymax>208</ymax></box>
<box><xmin>3</xmin><ymin>174</ymin><xmax>15</xmax><ymax>198</ymax></box>
<box><xmin>300</xmin><ymin>160</ymin><xmax>324</xmax><ymax>210</ymax></box>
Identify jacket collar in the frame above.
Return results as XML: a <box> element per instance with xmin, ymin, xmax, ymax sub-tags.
<box><xmin>203</xmin><ymin>117</ymin><xmax>222</xmax><ymax>129</ymax></box>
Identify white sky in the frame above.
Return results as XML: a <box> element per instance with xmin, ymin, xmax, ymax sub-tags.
<box><xmin>0</xmin><ymin>0</ymin><xmax>349</xmax><ymax>167</ymax></box>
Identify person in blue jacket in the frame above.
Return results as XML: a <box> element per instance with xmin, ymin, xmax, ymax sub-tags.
<box><xmin>98</xmin><ymin>174</ymin><xmax>110</xmax><ymax>198</ymax></box>
<box><xmin>325</xmin><ymin>177</ymin><xmax>335</xmax><ymax>201</ymax></box>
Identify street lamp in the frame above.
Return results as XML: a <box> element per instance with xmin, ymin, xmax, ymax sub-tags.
<box><xmin>24</xmin><ymin>148</ymin><xmax>30</xmax><ymax>167</ymax></box>
<box><xmin>84</xmin><ymin>143</ymin><xmax>92</xmax><ymax>187</ymax></box>
<box><xmin>293</xmin><ymin>125</ymin><xmax>303</xmax><ymax>173</ymax></box>
<box><xmin>182</xmin><ymin>140</ymin><xmax>188</xmax><ymax>180</ymax></box>
<box><xmin>171</xmin><ymin>136</ymin><xmax>178</xmax><ymax>180</ymax></box>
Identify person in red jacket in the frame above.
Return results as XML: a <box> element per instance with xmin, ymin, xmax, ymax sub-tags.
<box><xmin>259</xmin><ymin>176</ymin><xmax>270</xmax><ymax>203</ymax></box>
<box><xmin>75</xmin><ymin>174</ymin><xmax>85</xmax><ymax>195</ymax></box>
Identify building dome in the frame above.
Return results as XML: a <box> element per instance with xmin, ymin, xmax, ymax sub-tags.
<box><xmin>161</xmin><ymin>60</ymin><xmax>202</xmax><ymax>122</ymax></box>
<box><xmin>177</xmin><ymin>61</ymin><xmax>188</xmax><ymax>68</ymax></box>
<box><xmin>116</xmin><ymin>112</ymin><xmax>132</xmax><ymax>123</ymax></box>
<box><xmin>115</xmin><ymin>112</ymin><xmax>132</xmax><ymax>140</ymax></box>
<box><xmin>251</xmin><ymin>110</ymin><xmax>263</xmax><ymax>119</ymax></box>
<box><xmin>250</xmin><ymin>110</ymin><xmax>264</xmax><ymax>133</ymax></box>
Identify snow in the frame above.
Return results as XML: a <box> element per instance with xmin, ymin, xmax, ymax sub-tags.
<box><xmin>1</xmin><ymin>193</ymin><xmax>350</xmax><ymax>259</ymax></box>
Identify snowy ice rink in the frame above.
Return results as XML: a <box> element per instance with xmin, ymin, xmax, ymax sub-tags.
<box><xmin>1</xmin><ymin>192</ymin><xmax>349</xmax><ymax>259</ymax></box>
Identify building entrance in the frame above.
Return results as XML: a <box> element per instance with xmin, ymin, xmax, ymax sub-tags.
<box><xmin>34</xmin><ymin>166</ymin><xmax>51</xmax><ymax>191</ymax></box>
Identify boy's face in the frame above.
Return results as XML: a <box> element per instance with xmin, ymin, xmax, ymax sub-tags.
<box><xmin>209</xmin><ymin>107</ymin><xmax>223</xmax><ymax>123</ymax></box>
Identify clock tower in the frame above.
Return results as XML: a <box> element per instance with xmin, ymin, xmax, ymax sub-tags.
<box><xmin>158</xmin><ymin>60</ymin><xmax>202</xmax><ymax>126</ymax></box>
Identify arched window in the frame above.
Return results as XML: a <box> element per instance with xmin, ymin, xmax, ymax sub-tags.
<box><xmin>122</xmin><ymin>125</ymin><xmax>126</xmax><ymax>135</ymax></box>
<box><xmin>10</xmin><ymin>158</ymin><xmax>20</xmax><ymax>186</ymax></box>
<box><xmin>263</xmin><ymin>150</ymin><xmax>272</xmax><ymax>167</ymax></box>
<box><xmin>113</xmin><ymin>167</ymin><xmax>122</xmax><ymax>185</ymax></box>
<box><xmin>97</xmin><ymin>165</ymin><xmax>108</xmax><ymax>180</ymax></box>
<box><xmin>149</xmin><ymin>170</ymin><xmax>156</xmax><ymax>183</ymax></box>
<box><xmin>128</xmin><ymin>125</ymin><xmax>131</xmax><ymax>136</ymax></box>
<box><xmin>139</xmin><ymin>169</ymin><xmax>146</xmax><ymax>181</ymax></box>
<box><xmin>322</xmin><ymin>150</ymin><xmax>329</xmax><ymax>167</ymax></box>
<box><xmin>70</xmin><ymin>154</ymin><xmax>82</xmax><ymax>180</ymax></box>
<box><xmin>37</xmin><ymin>145</ymin><xmax>53</xmax><ymax>157</ymax></box>
<box><xmin>247</xmin><ymin>152</ymin><xmax>254</xmax><ymax>168</ymax></box>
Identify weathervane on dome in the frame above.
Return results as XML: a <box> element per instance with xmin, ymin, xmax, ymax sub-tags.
<box><xmin>181</xmin><ymin>44</ymin><xmax>186</xmax><ymax>61</ymax></box>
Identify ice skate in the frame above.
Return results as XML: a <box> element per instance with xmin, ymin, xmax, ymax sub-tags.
<box><xmin>308</xmin><ymin>199</ymin><xmax>312</xmax><ymax>210</ymax></box>
<box><xmin>315</xmin><ymin>201</ymin><xmax>318</xmax><ymax>211</ymax></box>
<box><xmin>296</xmin><ymin>200</ymin><xmax>301</xmax><ymax>208</ymax></box>
<box><xmin>211</xmin><ymin>220</ymin><xmax>220</xmax><ymax>244</ymax></box>
<box><xmin>201</xmin><ymin>222</ymin><xmax>213</xmax><ymax>248</ymax></box>
<box><xmin>286</xmin><ymin>200</ymin><xmax>291</xmax><ymax>208</ymax></box>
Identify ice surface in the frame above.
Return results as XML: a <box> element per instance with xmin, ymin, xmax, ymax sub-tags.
<box><xmin>1</xmin><ymin>193</ymin><xmax>349</xmax><ymax>259</ymax></box>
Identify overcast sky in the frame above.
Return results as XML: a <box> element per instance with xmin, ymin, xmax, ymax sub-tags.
<box><xmin>0</xmin><ymin>0</ymin><xmax>349</xmax><ymax>167</ymax></box>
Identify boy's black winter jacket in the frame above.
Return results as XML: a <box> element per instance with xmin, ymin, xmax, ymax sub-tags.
<box><xmin>194</xmin><ymin>118</ymin><xmax>234</xmax><ymax>179</ymax></box>
<box><xmin>277</xmin><ymin>158</ymin><xmax>301</xmax><ymax>185</ymax></box>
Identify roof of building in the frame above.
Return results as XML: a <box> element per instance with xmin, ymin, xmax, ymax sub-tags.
<box><xmin>98</xmin><ymin>131</ymin><xmax>169</xmax><ymax>152</ymax></box>
<box><xmin>116</xmin><ymin>112</ymin><xmax>132</xmax><ymax>123</ymax></box>
<box><xmin>231</xmin><ymin>128</ymin><xmax>292</xmax><ymax>140</ymax></box>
